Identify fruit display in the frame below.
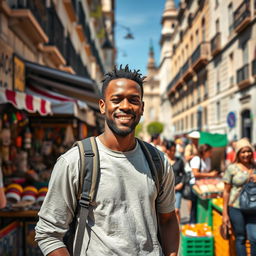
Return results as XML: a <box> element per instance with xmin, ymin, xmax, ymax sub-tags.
<box><xmin>181</xmin><ymin>223</ymin><xmax>212</xmax><ymax>237</ymax></box>
<box><xmin>192</xmin><ymin>178</ymin><xmax>224</xmax><ymax>199</ymax></box>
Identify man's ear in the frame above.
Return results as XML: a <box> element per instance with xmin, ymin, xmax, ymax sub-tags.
<box><xmin>99</xmin><ymin>99</ymin><xmax>106</xmax><ymax>114</ymax></box>
<box><xmin>141</xmin><ymin>101</ymin><xmax>144</xmax><ymax>116</ymax></box>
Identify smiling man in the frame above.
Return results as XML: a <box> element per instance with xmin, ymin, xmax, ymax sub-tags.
<box><xmin>35</xmin><ymin>65</ymin><xmax>180</xmax><ymax>256</ymax></box>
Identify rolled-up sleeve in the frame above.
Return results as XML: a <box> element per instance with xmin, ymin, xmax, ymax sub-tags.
<box><xmin>35</xmin><ymin>150</ymin><xmax>79</xmax><ymax>255</ymax></box>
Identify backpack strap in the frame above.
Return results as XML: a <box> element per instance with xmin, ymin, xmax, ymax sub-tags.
<box><xmin>137</xmin><ymin>139</ymin><xmax>164</xmax><ymax>195</ymax></box>
<box><xmin>72</xmin><ymin>137</ymin><xmax>100</xmax><ymax>256</ymax></box>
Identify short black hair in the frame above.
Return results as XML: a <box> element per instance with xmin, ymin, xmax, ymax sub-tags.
<box><xmin>101</xmin><ymin>64</ymin><xmax>145</xmax><ymax>98</ymax></box>
<box><xmin>151</xmin><ymin>133</ymin><xmax>160</xmax><ymax>142</ymax></box>
<box><xmin>198</xmin><ymin>144</ymin><xmax>212</xmax><ymax>157</ymax></box>
<box><xmin>164</xmin><ymin>140</ymin><xmax>176</xmax><ymax>150</ymax></box>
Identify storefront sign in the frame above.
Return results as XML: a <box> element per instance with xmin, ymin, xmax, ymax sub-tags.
<box><xmin>13</xmin><ymin>55</ymin><xmax>25</xmax><ymax>92</ymax></box>
<box><xmin>0</xmin><ymin>40</ymin><xmax>13</xmax><ymax>89</ymax></box>
<box><xmin>227</xmin><ymin>111</ymin><xmax>236</xmax><ymax>128</ymax></box>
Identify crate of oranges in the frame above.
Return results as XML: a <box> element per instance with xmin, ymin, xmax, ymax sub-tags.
<box><xmin>181</xmin><ymin>223</ymin><xmax>213</xmax><ymax>256</ymax></box>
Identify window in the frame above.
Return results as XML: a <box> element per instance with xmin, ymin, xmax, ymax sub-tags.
<box><xmin>215</xmin><ymin>19</ymin><xmax>220</xmax><ymax>33</ymax></box>
<box><xmin>216</xmin><ymin>65</ymin><xmax>220</xmax><ymax>93</ymax></box>
<box><xmin>202</xmin><ymin>18</ymin><xmax>206</xmax><ymax>42</ymax></box>
<box><xmin>196</xmin><ymin>30</ymin><xmax>199</xmax><ymax>45</ymax></box>
<box><xmin>242</xmin><ymin>41</ymin><xmax>248</xmax><ymax>64</ymax></box>
<box><xmin>228</xmin><ymin>3</ymin><xmax>233</xmax><ymax>33</ymax></box>
<box><xmin>191</xmin><ymin>113</ymin><xmax>194</xmax><ymax>128</ymax></box>
<box><xmin>216</xmin><ymin>101</ymin><xmax>220</xmax><ymax>122</ymax></box>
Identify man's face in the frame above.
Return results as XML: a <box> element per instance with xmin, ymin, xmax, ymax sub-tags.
<box><xmin>99</xmin><ymin>78</ymin><xmax>144</xmax><ymax>137</ymax></box>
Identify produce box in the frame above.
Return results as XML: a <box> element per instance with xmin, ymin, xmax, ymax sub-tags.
<box><xmin>180</xmin><ymin>233</ymin><xmax>214</xmax><ymax>256</ymax></box>
<box><xmin>197</xmin><ymin>197</ymin><xmax>212</xmax><ymax>226</ymax></box>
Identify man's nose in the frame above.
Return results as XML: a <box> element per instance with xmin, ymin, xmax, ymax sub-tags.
<box><xmin>119</xmin><ymin>98</ymin><xmax>130</xmax><ymax>109</ymax></box>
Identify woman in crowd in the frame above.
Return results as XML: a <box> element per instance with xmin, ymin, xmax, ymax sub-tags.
<box><xmin>164</xmin><ymin>140</ymin><xmax>186</xmax><ymax>221</ymax></box>
<box><xmin>222</xmin><ymin>138</ymin><xmax>256</xmax><ymax>256</ymax></box>
<box><xmin>189</xmin><ymin>144</ymin><xmax>218</xmax><ymax>223</ymax></box>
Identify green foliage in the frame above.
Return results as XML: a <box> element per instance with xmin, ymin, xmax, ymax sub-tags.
<box><xmin>135</xmin><ymin>122</ymin><xmax>143</xmax><ymax>137</ymax></box>
<box><xmin>147</xmin><ymin>121</ymin><xmax>164</xmax><ymax>136</ymax></box>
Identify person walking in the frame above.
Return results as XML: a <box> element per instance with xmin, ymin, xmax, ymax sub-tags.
<box><xmin>164</xmin><ymin>140</ymin><xmax>186</xmax><ymax>222</ymax></box>
<box><xmin>35</xmin><ymin>65</ymin><xmax>180</xmax><ymax>256</ymax></box>
<box><xmin>222</xmin><ymin>138</ymin><xmax>256</xmax><ymax>256</ymax></box>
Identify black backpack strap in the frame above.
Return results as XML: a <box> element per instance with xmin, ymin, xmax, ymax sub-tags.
<box><xmin>72</xmin><ymin>137</ymin><xmax>100</xmax><ymax>256</ymax></box>
<box><xmin>137</xmin><ymin>139</ymin><xmax>164</xmax><ymax>195</ymax></box>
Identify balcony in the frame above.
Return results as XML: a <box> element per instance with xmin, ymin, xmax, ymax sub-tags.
<box><xmin>237</xmin><ymin>63</ymin><xmax>250</xmax><ymax>89</ymax></box>
<box><xmin>211</xmin><ymin>32</ymin><xmax>221</xmax><ymax>56</ymax></box>
<box><xmin>252</xmin><ymin>59</ymin><xmax>256</xmax><ymax>77</ymax></box>
<box><xmin>41</xmin><ymin>8</ymin><xmax>66</xmax><ymax>66</ymax></box>
<box><xmin>181</xmin><ymin>59</ymin><xmax>193</xmax><ymax>80</ymax></box>
<box><xmin>167</xmin><ymin>71</ymin><xmax>182</xmax><ymax>94</ymax></box>
<box><xmin>76</xmin><ymin>2</ymin><xmax>86</xmax><ymax>42</ymax></box>
<box><xmin>191</xmin><ymin>42</ymin><xmax>210</xmax><ymax>70</ymax></box>
<box><xmin>2</xmin><ymin>2</ymin><xmax>48</xmax><ymax>46</ymax></box>
<box><xmin>63</xmin><ymin>0</ymin><xmax>77</xmax><ymax>22</ymax></box>
<box><xmin>233</xmin><ymin>0</ymin><xmax>251</xmax><ymax>33</ymax></box>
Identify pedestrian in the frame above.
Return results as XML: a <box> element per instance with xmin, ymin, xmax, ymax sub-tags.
<box><xmin>150</xmin><ymin>133</ymin><xmax>163</xmax><ymax>151</ymax></box>
<box><xmin>182</xmin><ymin>131</ymin><xmax>200</xmax><ymax>223</ymax></box>
<box><xmin>164</xmin><ymin>140</ymin><xmax>186</xmax><ymax>222</ymax></box>
<box><xmin>189</xmin><ymin>144</ymin><xmax>219</xmax><ymax>223</ymax></box>
<box><xmin>35</xmin><ymin>65</ymin><xmax>180</xmax><ymax>256</ymax></box>
<box><xmin>222</xmin><ymin>138</ymin><xmax>256</xmax><ymax>256</ymax></box>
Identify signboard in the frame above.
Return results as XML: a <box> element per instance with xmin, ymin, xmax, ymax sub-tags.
<box><xmin>0</xmin><ymin>40</ymin><xmax>13</xmax><ymax>89</ymax></box>
<box><xmin>227</xmin><ymin>111</ymin><xmax>236</xmax><ymax>128</ymax></box>
<box><xmin>14</xmin><ymin>55</ymin><xmax>25</xmax><ymax>92</ymax></box>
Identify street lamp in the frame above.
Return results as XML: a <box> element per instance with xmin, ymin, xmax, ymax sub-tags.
<box><xmin>116</xmin><ymin>23</ymin><xmax>134</xmax><ymax>40</ymax></box>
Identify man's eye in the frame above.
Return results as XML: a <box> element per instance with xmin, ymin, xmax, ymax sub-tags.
<box><xmin>111</xmin><ymin>99</ymin><xmax>120</xmax><ymax>103</ymax></box>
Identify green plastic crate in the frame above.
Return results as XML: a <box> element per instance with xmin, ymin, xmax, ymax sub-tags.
<box><xmin>197</xmin><ymin>198</ymin><xmax>213</xmax><ymax>226</ymax></box>
<box><xmin>180</xmin><ymin>233</ymin><xmax>214</xmax><ymax>256</ymax></box>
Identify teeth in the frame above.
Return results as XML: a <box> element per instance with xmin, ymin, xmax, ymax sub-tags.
<box><xmin>117</xmin><ymin>116</ymin><xmax>131</xmax><ymax>120</ymax></box>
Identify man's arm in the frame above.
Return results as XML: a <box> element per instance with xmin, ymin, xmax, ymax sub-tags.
<box><xmin>158</xmin><ymin>211</ymin><xmax>180</xmax><ymax>256</ymax></box>
<box><xmin>47</xmin><ymin>247</ymin><xmax>69</xmax><ymax>256</ymax></box>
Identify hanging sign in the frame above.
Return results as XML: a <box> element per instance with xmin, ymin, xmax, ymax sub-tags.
<box><xmin>13</xmin><ymin>55</ymin><xmax>25</xmax><ymax>92</ymax></box>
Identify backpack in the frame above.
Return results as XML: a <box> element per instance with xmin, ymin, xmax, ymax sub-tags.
<box><xmin>65</xmin><ymin>136</ymin><xmax>164</xmax><ymax>256</ymax></box>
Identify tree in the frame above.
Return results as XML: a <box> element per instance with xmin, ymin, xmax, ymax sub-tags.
<box><xmin>147</xmin><ymin>121</ymin><xmax>164</xmax><ymax>136</ymax></box>
<box><xmin>135</xmin><ymin>122</ymin><xmax>143</xmax><ymax>137</ymax></box>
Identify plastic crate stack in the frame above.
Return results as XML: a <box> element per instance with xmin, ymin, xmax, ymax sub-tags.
<box><xmin>181</xmin><ymin>223</ymin><xmax>214</xmax><ymax>256</ymax></box>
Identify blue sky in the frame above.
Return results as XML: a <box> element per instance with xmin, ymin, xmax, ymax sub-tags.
<box><xmin>115</xmin><ymin>0</ymin><xmax>179</xmax><ymax>75</ymax></box>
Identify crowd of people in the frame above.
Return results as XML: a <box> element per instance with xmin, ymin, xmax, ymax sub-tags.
<box><xmin>149</xmin><ymin>131</ymin><xmax>256</xmax><ymax>256</ymax></box>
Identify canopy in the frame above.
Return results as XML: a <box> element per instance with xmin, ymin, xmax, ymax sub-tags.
<box><xmin>27</xmin><ymin>85</ymin><xmax>96</xmax><ymax>126</ymax></box>
<box><xmin>199</xmin><ymin>131</ymin><xmax>228</xmax><ymax>147</ymax></box>
<box><xmin>0</xmin><ymin>87</ymin><xmax>51</xmax><ymax>116</ymax></box>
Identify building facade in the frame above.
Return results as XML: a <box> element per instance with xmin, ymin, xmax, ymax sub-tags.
<box><xmin>159</xmin><ymin>0</ymin><xmax>256</xmax><ymax>143</ymax></box>
<box><xmin>142</xmin><ymin>44</ymin><xmax>161</xmax><ymax>140</ymax></box>
<box><xmin>0</xmin><ymin>0</ymin><xmax>115</xmax><ymax>93</ymax></box>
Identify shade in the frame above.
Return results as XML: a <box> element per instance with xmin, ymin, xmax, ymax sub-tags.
<box><xmin>0</xmin><ymin>87</ymin><xmax>51</xmax><ymax>116</ymax></box>
<box><xmin>26</xmin><ymin>85</ymin><xmax>96</xmax><ymax>126</ymax></box>
<box><xmin>199</xmin><ymin>131</ymin><xmax>228</xmax><ymax>147</ymax></box>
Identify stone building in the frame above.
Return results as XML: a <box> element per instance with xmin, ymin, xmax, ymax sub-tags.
<box><xmin>159</xmin><ymin>0</ymin><xmax>256</xmax><ymax>142</ymax></box>
<box><xmin>0</xmin><ymin>0</ymin><xmax>115</xmax><ymax>128</ymax></box>
<box><xmin>142</xmin><ymin>43</ymin><xmax>161</xmax><ymax>140</ymax></box>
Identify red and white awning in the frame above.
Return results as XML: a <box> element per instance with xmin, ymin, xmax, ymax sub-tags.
<box><xmin>0</xmin><ymin>88</ymin><xmax>51</xmax><ymax>116</ymax></box>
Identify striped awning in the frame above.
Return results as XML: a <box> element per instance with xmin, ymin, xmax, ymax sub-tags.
<box><xmin>0</xmin><ymin>87</ymin><xmax>51</xmax><ymax>116</ymax></box>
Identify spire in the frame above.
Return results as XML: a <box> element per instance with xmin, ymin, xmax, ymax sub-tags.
<box><xmin>164</xmin><ymin>0</ymin><xmax>176</xmax><ymax>11</ymax></box>
<box><xmin>147</xmin><ymin>39</ymin><xmax>156</xmax><ymax>71</ymax></box>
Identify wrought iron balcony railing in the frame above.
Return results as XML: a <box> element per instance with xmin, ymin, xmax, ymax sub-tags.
<box><xmin>237</xmin><ymin>63</ymin><xmax>249</xmax><ymax>84</ymax></box>
<box><xmin>233</xmin><ymin>0</ymin><xmax>251</xmax><ymax>32</ymax></box>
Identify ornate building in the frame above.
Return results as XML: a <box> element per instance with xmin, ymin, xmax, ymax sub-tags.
<box><xmin>142</xmin><ymin>43</ymin><xmax>161</xmax><ymax>140</ymax></box>
<box><xmin>159</xmin><ymin>0</ymin><xmax>256</xmax><ymax>142</ymax></box>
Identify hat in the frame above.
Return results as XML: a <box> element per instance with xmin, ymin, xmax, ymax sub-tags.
<box><xmin>187</xmin><ymin>131</ymin><xmax>200</xmax><ymax>139</ymax></box>
<box><xmin>235</xmin><ymin>138</ymin><xmax>254</xmax><ymax>154</ymax></box>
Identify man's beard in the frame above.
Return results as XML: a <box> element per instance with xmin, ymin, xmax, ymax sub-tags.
<box><xmin>106</xmin><ymin>116</ymin><xmax>140</xmax><ymax>137</ymax></box>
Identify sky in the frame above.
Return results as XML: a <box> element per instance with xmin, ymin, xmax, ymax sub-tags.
<box><xmin>115</xmin><ymin>0</ymin><xmax>179</xmax><ymax>75</ymax></box>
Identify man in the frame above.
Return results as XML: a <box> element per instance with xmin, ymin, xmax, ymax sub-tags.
<box><xmin>35</xmin><ymin>65</ymin><xmax>179</xmax><ymax>256</ymax></box>
<box><xmin>184</xmin><ymin>130</ymin><xmax>200</xmax><ymax>162</ymax></box>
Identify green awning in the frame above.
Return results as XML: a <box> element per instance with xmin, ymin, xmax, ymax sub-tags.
<box><xmin>199</xmin><ymin>132</ymin><xmax>228</xmax><ymax>147</ymax></box>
